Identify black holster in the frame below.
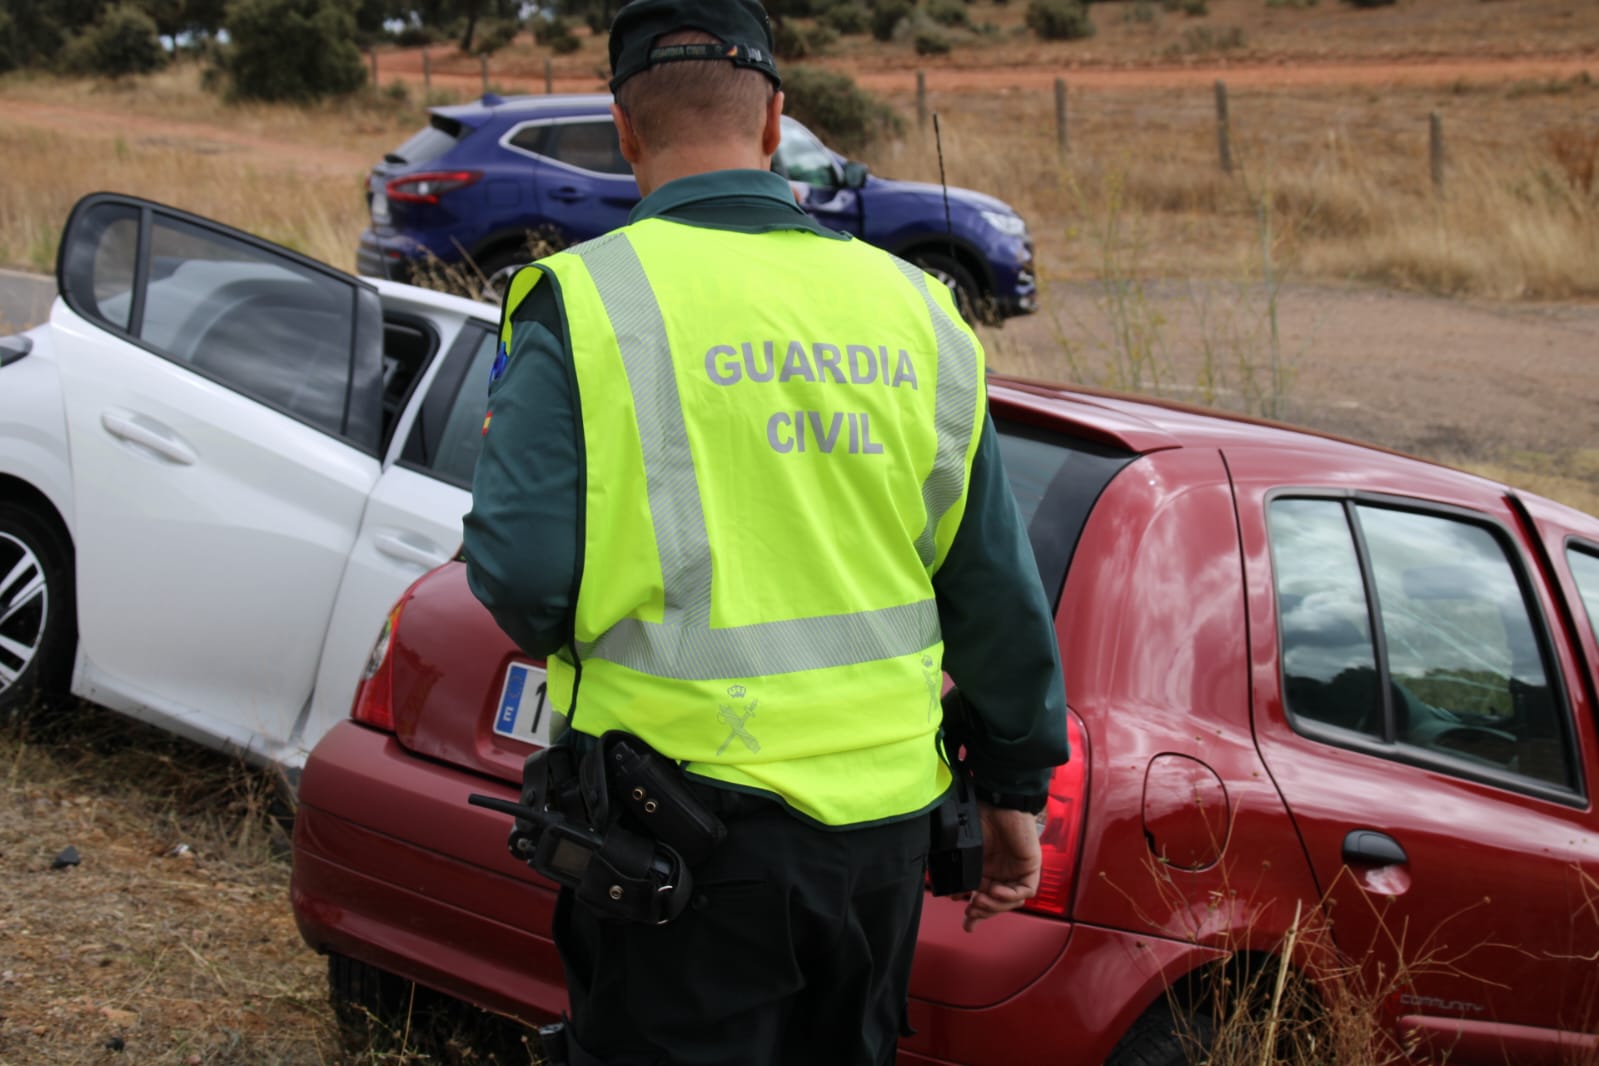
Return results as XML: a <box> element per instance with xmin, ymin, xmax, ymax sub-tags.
<box><xmin>927</xmin><ymin>734</ymin><xmax>984</xmax><ymax>897</ymax></box>
<box><xmin>501</xmin><ymin>732</ymin><xmax>726</xmax><ymax>925</ymax></box>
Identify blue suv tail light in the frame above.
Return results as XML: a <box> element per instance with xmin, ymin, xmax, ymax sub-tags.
<box><xmin>386</xmin><ymin>171</ymin><xmax>483</xmax><ymax>205</ymax></box>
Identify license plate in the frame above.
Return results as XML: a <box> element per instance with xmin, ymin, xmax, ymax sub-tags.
<box><xmin>492</xmin><ymin>662</ymin><xmax>551</xmax><ymax>747</ymax></box>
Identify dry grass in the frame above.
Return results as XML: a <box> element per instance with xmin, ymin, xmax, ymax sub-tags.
<box><xmin>2</xmin><ymin>5</ymin><xmax>1597</xmax><ymax>299</ymax></box>
<box><xmin>872</xmin><ymin>74</ymin><xmax>1599</xmax><ymax>300</ymax></box>
<box><xmin>1464</xmin><ymin>450</ymin><xmax>1599</xmax><ymax>518</ymax></box>
<box><xmin>0</xmin><ymin>123</ymin><xmax>364</xmax><ymax>273</ymax></box>
<box><xmin>0</xmin><ymin>700</ymin><xmax>331</xmax><ymax>1064</ymax></box>
<box><xmin>0</xmin><ymin>62</ymin><xmax>415</xmax><ymax>273</ymax></box>
<box><xmin>0</xmin><ymin>701</ymin><xmax>540</xmax><ymax>1065</ymax></box>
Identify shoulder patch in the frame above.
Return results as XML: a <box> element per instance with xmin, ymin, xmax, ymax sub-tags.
<box><xmin>488</xmin><ymin>341</ymin><xmax>509</xmax><ymax>389</ymax></box>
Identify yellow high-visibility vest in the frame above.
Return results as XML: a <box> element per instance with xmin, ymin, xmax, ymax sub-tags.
<box><xmin>501</xmin><ymin>217</ymin><xmax>986</xmax><ymax>826</ymax></box>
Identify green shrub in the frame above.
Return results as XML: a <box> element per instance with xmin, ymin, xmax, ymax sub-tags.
<box><xmin>219</xmin><ymin>0</ymin><xmax>367</xmax><ymax>102</ymax></box>
<box><xmin>532</xmin><ymin>14</ymin><xmax>581</xmax><ymax>51</ymax></box>
<box><xmin>1025</xmin><ymin>0</ymin><xmax>1095</xmax><ymax>40</ymax></box>
<box><xmin>926</xmin><ymin>0</ymin><xmax>971</xmax><ymax>28</ymax></box>
<box><xmin>470</xmin><ymin>18</ymin><xmax>518</xmax><ymax>55</ymax></box>
<box><xmin>392</xmin><ymin>23</ymin><xmax>439</xmax><ymax>46</ymax></box>
<box><xmin>823</xmin><ymin>2</ymin><xmax>870</xmax><ymax>34</ymax></box>
<box><xmin>871</xmin><ymin>0</ymin><xmax>912</xmax><ymax>41</ymax></box>
<box><xmin>774</xmin><ymin>20</ymin><xmax>816</xmax><ymax>58</ymax></box>
<box><xmin>1181</xmin><ymin>0</ymin><xmax>1208</xmax><ymax>12</ymax></box>
<box><xmin>781</xmin><ymin>65</ymin><xmax>905</xmax><ymax>156</ymax></box>
<box><xmin>1341</xmin><ymin>0</ymin><xmax>1394</xmax><ymax>5</ymax></box>
<box><xmin>532</xmin><ymin>15</ymin><xmax>568</xmax><ymax>43</ymax></box>
<box><xmin>60</xmin><ymin>4</ymin><xmax>166</xmax><ymax>77</ymax></box>
<box><xmin>913</xmin><ymin>23</ymin><xmax>951</xmax><ymax>53</ymax></box>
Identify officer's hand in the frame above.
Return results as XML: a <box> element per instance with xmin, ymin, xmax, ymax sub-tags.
<box><xmin>961</xmin><ymin>803</ymin><xmax>1041</xmax><ymax>932</ymax></box>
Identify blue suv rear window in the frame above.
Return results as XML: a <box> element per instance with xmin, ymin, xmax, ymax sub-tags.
<box><xmin>389</xmin><ymin>117</ymin><xmax>464</xmax><ymax>166</ymax></box>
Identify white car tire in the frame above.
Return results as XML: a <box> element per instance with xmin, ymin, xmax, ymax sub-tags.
<box><xmin>0</xmin><ymin>501</ymin><xmax>75</xmax><ymax>716</ymax></box>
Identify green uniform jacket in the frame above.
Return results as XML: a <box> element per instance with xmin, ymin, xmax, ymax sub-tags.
<box><xmin>463</xmin><ymin>168</ymin><xmax>1067</xmax><ymax>810</ymax></box>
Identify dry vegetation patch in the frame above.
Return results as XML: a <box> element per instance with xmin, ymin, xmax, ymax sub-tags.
<box><xmin>0</xmin><ymin>706</ymin><xmax>334</xmax><ymax>1064</ymax></box>
<box><xmin>0</xmin><ymin>704</ymin><xmax>548</xmax><ymax>1065</ymax></box>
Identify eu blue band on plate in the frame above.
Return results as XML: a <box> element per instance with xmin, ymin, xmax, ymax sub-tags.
<box><xmin>496</xmin><ymin>664</ymin><xmax>528</xmax><ymax>732</ymax></box>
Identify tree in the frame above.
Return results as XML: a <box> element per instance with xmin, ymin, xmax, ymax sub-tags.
<box><xmin>60</xmin><ymin>3</ymin><xmax>167</xmax><ymax>75</ymax></box>
<box><xmin>219</xmin><ymin>0</ymin><xmax>366</xmax><ymax>101</ymax></box>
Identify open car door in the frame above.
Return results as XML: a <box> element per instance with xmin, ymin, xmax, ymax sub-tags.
<box><xmin>54</xmin><ymin>193</ymin><xmax>387</xmax><ymax>763</ymax></box>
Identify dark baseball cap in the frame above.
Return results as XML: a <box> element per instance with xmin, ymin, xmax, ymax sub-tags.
<box><xmin>608</xmin><ymin>0</ymin><xmax>781</xmax><ymax>93</ymax></box>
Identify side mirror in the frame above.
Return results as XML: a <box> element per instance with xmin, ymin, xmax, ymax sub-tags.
<box><xmin>841</xmin><ymin>161</ymin><xmax>870</xmax><ymax>190</ymax></box>
<box><xmin>0</xmin><ymin>335</ymin><xmax>33</xmax><ymax>367</ymax></box>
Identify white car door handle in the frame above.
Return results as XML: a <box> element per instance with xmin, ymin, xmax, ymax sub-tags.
<box><xmin>100</xmin><ymin>410</ymin><xmax>197</xmax><ymax>465</ymax></box>
<box><xmin>374</xmin><ymin>530</ymin><xmax>451</xmax><ymax>570</ymax></box>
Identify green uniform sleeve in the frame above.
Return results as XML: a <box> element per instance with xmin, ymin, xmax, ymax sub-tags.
<box><xmin>462</xmin><ymin>280</ymin><xmax>583</xmax><ymax>659</ymax></box>
<box><xmin>934</xmin><ymin>413</ymin><xmax>1070</xmax><ymax>804</ymax></box>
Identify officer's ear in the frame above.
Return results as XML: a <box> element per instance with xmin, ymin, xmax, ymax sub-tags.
<box><xmin>760</xmin><ymin>90</ymin><xmax>784</xmax><ymax>159</ymax></box>
<box><xmin>613</xmin><ymin>103</ymin><xmax>643</xmax><ymax>166</ymax></box>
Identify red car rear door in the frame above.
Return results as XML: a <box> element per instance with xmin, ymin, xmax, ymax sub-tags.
<box><xmin>1228</xmin><ymin>444</ymin><xmax>1599</xmax><ymax>1065</ymax></box>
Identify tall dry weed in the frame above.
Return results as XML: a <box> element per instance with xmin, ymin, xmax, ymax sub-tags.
<box><xmin>873</xmin><ymin>81</ymin><xmax>1599</xmax><ymax>301</ymax></box>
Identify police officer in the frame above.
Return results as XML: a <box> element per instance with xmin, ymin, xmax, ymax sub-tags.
<box><xmin>463</xmin><ymin>0</ymin><xmax>1067</xmax><ymax>1060</ymax></box>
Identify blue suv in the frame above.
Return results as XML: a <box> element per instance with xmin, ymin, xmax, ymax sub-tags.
<box><xmin>356</xmin><ymin>93</ymin><xmax>1036</xmax><ymax>322</ymax></box>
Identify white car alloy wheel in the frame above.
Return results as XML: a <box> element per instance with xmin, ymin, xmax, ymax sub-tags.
<box><xmin>0</xmin><ymin>530</ymin><xmax>47</xmax><ymax>686</ymax></box>
<box><xmin>0</xmin><ymin>503</ymin><xmax>73</xmax><ymax>710</ymax></box>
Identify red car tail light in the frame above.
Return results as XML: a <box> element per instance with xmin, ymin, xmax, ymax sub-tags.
<box><xmin>1023</xmin><ymin>710</ymin><xmax>1089</xmax><ymax>918</ymax></box>
<box><xmin>350</xmin><ymin>603</ymin><xmax>403</xmax><ymax>732</ymax></box>
<box><xmin>385</xmin><ymin>170</ymin><xmax>481</xmax><ymax>204</ymax></box>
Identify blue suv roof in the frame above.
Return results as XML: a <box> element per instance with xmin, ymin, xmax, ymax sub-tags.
<box><xmin>434</xmin><ymin>93</ymin><xmax>613</xmax><ymax>127</ymax></box>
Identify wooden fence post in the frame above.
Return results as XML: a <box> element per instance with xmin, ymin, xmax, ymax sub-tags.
<box><xmin>480</xmin><ymin>53</ymin><xmax>489</xmax><ymax>94</ymax></box>
<box><xmin>916</xmin><ymin>71</ymin><xmax>927</xmax><ymax>131</ymax></box>
<box><xmin>1054</xmin><ymin>78</ymin><xmax>1068</xmax><ymax>157</ymax></box>
<box><xmin>1214</xmin><ymin>79</ymin><xmax>1233</xmax><ymax>175</ymax></box>
<box><xmin>368</xmin><ymin>48</ymin><xmax>378</xmax><ymax>87</ymax></box>
<box><xmin>422</xmin><ymin>47</ymin><xmax>431</xmax><ymax>95</ymax></box>
<box><xmin>1429</xmin><ymin>112</ymin><xmax>1445</xmax><ymax>194</ymax></box>
<box><xmin>545</xmin><ymin>57</ymin><xmax>554</xmax><ymax>94</ymax></box>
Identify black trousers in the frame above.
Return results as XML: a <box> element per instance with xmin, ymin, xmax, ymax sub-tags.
<box><xmin>555</xmin><ymin>792</ymin><xmax>930</xmax><ymax>1066</ymax></box>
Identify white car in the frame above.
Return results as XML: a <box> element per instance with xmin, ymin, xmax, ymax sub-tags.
<box><xmin>0</xmin><ymin>192</ymin><xmax>505</xmax><ymax>773</ymax></box>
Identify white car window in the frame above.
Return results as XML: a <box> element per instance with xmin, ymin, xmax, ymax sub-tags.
<box><xmin>61</xmin><ymin>199</ymin><xmax>372</xmax><ymax>443</ymax></box>
<box><xmin>401</xmin><ymin>325</ymin><xmax>497</xmax><ymax>489</ymax></box>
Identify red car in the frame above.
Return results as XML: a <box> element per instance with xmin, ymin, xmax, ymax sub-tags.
<box><xmin>291</xmin><ymin>377</ymin><xmax>1599</xmax><ymax>1065</ymax></box>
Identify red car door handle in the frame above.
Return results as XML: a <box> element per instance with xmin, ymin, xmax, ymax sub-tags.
<box><xmin>1343</xmin><ymin>829</ymin><xmax>1408</xmax><ymax>867</ymax></box>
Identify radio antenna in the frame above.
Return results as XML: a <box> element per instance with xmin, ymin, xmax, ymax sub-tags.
<box><xmin>933</xmin><ymin>112</ymin><xmax>955</xmax><ymax>267</ymax></box>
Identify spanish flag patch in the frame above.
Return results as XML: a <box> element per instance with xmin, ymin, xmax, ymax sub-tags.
<box><xmin>482</xmin><ymin>410</ymin><xmax>493</xmax><ymax>436</ymax></box>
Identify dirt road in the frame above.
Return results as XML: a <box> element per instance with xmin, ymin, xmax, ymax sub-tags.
<box><xmin>988</xmin><ymin>282</ymin><xmax>1599</xmax><ymax>469</ymax></box>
